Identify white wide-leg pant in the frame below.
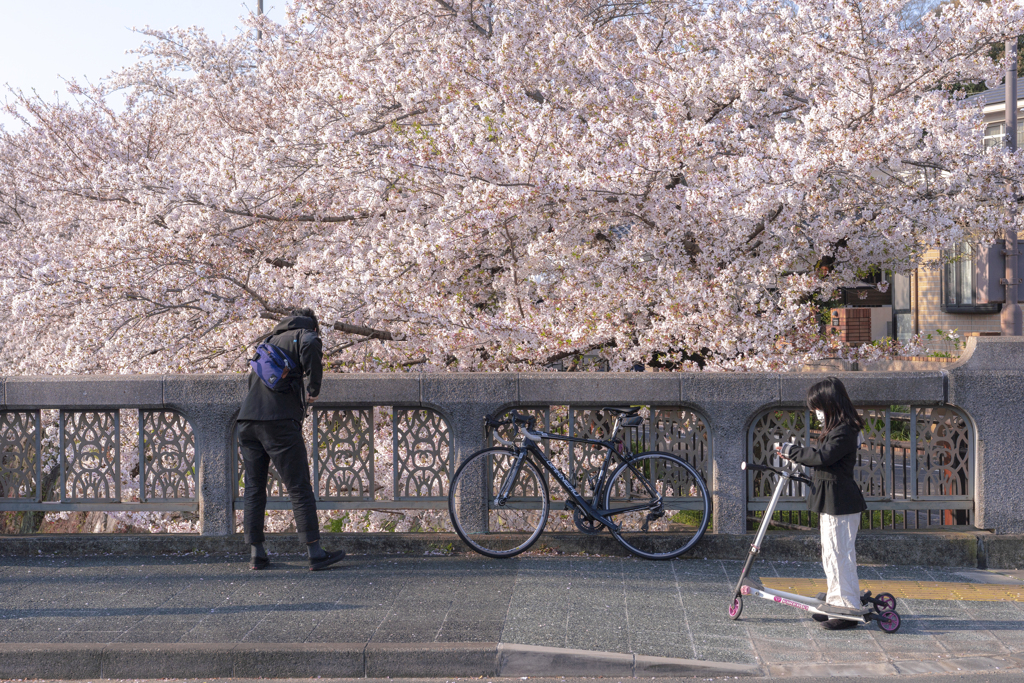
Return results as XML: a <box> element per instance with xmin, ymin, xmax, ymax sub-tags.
<box><xmin>820</xmin><ymin>512</ymin><xmax>860</xmax><ymax>609</ymax></box>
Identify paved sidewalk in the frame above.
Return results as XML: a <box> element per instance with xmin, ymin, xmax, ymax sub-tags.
<box><xmin>1</xmin><ymin>550</ymin><xmax>1023</xmax><ymax>677</ymax></box>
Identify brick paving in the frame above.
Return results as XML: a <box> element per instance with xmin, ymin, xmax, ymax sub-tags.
<box><xmin>0</xmin><ymin>552</ymin><xmax>1023</xmax><ymax>675</ymax></box>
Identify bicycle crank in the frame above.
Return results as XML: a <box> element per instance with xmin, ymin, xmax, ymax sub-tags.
<box><xmin>573</xmin><ymin>506</ymin><xmax>606</xmax><ymax>535</ymax></box>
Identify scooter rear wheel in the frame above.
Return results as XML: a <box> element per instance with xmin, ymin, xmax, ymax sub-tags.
<box><xmin>876</xmin><ymin>610</ymin><xmax>901</xmax><ymax>633</ymax></box>
<box><xmin>874</xmin><ymin>592</ymin><xmax>897</xmax><ymax>612</ymax></box>
<box><xmin>728</xmin><ymin>596</ymin><xmax>743</xmax><ymax>620</ymax></box>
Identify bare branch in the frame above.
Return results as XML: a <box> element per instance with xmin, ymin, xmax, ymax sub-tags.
<box><xmin>333</xmin><ymin>321</ymin><xmax>407</xmax><ymax>341</ymax></box>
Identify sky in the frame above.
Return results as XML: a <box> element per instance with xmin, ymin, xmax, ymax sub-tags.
<box><xmin>0</xmin><ymin>0</ymin><xmax>283</xmax><ymax>131</ymax></box>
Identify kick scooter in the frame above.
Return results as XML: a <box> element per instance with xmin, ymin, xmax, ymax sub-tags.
<box><xmin>727</xmin><ymin>459</ymin><xmax>902</xmax><ymax>633</ymax></box>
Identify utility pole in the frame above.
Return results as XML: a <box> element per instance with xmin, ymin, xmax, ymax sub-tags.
<box><xmin>1002</xmin><ymin>36</ymin><xmax>1022</xmax><ymax>336</ymax></box>
<box><xmin>256</xmin><ymin>0</ymin><xmax>263</xmax><ymax>40</ymax></box>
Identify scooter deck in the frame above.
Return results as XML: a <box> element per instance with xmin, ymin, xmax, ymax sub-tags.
<box><xmin>741</xmin><ymin>578</ymin><xmax>872</xmax><ymax>620</ymax></box>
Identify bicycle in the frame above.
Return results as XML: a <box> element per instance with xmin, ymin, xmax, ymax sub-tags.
<box><xmin>447</xmin><ymin>407</ymin><xmax>710</xmax><ymax>560</ymax></box>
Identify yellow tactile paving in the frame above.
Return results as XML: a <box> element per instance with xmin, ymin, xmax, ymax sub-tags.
<box><xmin>761</xmin><ymin>577</ymin><xmax>1024</xmax><ymax>602</ymax></box>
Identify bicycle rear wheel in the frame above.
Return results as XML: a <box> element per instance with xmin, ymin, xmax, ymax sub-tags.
<box><xmin>602</xmin><ymin>451</ymin><xmax>710</xmax><ymax>560</ymax></box>
<box><xmin>448</xmin><ymin>448</ymin><xmax>550</xmax><ymax>559</ymax></box>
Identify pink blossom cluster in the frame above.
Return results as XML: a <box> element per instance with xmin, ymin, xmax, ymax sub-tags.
<box><xmin>1</xmin><ymin>0</ymin><xmax>1022</xmax><ymax>376</ymax></box>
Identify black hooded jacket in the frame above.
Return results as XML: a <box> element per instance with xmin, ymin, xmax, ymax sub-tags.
<box><xmin>785</xmin><ymin>423</ymin><xmax>868</xmax><ymax>516</ymax></box>
<box><xmin>238</xmin><ymin>316</ymin><xmax>323</xmax><ymax>422</ymax></box>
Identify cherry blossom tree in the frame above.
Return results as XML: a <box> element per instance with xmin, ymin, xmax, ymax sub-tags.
<box><xmin>2</xmin><ymin>0</ymin><xmax>1023</xmax><ymax>376</ymax></box>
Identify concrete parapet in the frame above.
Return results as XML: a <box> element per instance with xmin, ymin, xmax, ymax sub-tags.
<box><xmin>980</xmin><ymin>534</ymin><xmax>1024</xmax><ymax>570</ymax></box>
<box><xmin>319</xmin><ymin>373</ymin><xmax>421</xmax><ymax>405</ymax></box>
<box><xmin>518</xmin><ymin>372</ymin><xmax>681</xmax><ymax>405</ymax></box>
<box><xmin>2</xmin><ymin>336</ymin><xmax>1024</xmax><ymax>535</ymax></box>
<box><xmin>4</xmin><ymin>375</ymin><xmax>164</xmax><ymax>409</ymax></box>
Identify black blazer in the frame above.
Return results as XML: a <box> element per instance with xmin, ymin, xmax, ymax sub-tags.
<box><xmin>237</xmin><ymin>316</ymin><xmax>323</xmax><ymax>422</ymax></box>
<box><xmin>786</xmin><ymin>423</ymin><xmax>867</xmax><ymax>516</ymax></box>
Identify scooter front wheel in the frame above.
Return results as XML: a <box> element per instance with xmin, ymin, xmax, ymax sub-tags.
<box><xmin>728</xmin><ymin>596</ymin><xmax>743</xmax><ymax>620</ymax></box>
<box><xmin>874</xmin><ymin>592</ymin><xmax>897</xmax><ymax>613</ymax></box>
<box><xmin>876</xmin><ymin>610</ymin><xmax>901</xmax><ymax>633</ymax></box>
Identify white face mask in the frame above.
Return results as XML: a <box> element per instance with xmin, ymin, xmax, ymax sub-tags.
<box><xmin>814</xmin><ymin>409</ymin><xmax>825</xmax><ymax>424</ymax></box>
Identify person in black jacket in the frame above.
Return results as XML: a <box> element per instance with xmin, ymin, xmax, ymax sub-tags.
<box><xmin>776</xmin><ymin>377</ymin><xmax>866</xmax><ymax>630</ymax></box>
<box><xmin>237</xmin><ymin>308</ymin><xmax>345</xmax><ymax>571</ymax></box>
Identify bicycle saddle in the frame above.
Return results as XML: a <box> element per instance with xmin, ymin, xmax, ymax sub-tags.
<box><xmin>600</xmin><ymin>406</ymin><xmax>640</xmax><ymax>416</ymax></box>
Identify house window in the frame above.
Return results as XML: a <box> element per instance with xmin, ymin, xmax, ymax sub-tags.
<box><xmin>892</xmin><ymin>272</ymin><xmax>913</xmax><ymax>342</ymax></box>
<box><xmin>984</xmin><ymin>123</ymin><xmax>1024</xmax><ymax>151</ymax></box>
<box><xmin>941</xmin><ymin>242</ymin><xmax>1001</xmax><ymax>313</ymax></box>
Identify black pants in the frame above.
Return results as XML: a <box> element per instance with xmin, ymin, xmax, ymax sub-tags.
<box><xmin>237</xmin><ymin>420</ymin><xmax>320</xmax><ymax>545</ymax></box>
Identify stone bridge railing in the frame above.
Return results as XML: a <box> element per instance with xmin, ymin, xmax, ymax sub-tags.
<box><xmin>1</xmin><ymin>337</ymin><xmax>1023</xmax><ymax>536</ymax></box>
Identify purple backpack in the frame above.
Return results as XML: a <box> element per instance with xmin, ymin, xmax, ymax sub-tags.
<box><xmin>249</xmin><ymin>332</ymin><xmax>300</xmax><ymax>392</ymax></box>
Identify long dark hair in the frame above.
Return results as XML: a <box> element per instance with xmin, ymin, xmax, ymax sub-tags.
<box><xmin>806</xmin><ymin>377</ymin><xmax>864</xmax><ymax>438</ymax></box>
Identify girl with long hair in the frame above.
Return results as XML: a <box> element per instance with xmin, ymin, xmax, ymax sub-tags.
<box><xmin>776</xmin><ymin>377</ymin><xmax>867</xmax><ymax>630</ymax></box>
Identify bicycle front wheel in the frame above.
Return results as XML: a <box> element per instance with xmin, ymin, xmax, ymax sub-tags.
<box><xmin>602</xmin><ymin>451</ymin><xmax>710</xmax><ymax>560</ymax></box>
<box><xmin>448</xmin><ymin>448</ymin><xmax>550</xmax><ymax>559</ymax></box>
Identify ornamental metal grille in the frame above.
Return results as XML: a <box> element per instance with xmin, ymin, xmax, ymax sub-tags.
<box><xmin>652</xmin><ymin>408</ymin><xmax>710</xmax><ymax>483</ymax></box>
<box><xmin>393</xmin><ymin>408</ymin><xmax>451</xmax><ymax>499</ymax></box>
<box><xmin>0</xmin><ymin>409</ymin><xmax>197</xmax><ymax>513</ymax></box>
<box><xmin>232</xmin><ymin>407</ymin><xmax>452</xmax><ymax>507</ymax></box>
<box><xmin>314</xmin><ymin>408</ymin><xmax>373</xmax><ymax>501</ymax></box>
<box><xmin>746</xmin><ymin>405</ymin><xmax>974</xmax><ymax>530</ymax></box>
<box><xmin>61</xmin><ymin>410</ymin><xmax>120</xmax><ymax>502</ymax></box>
<box><xmin>0</xmin><ymin>411</ymin><xmax>40</xmax><ymax>500</ymax></box>
<box><xmin>569</xmin><ymin>407</ymin><xmax>624</xmax><ymax>497</ymax></box>
<box><xmin>139</xmin><ymin>411</ymin><xmax>196</xmax><ymax>502</ymax></box>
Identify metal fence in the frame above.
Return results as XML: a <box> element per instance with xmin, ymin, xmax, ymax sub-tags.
<box><xmin>747</xmin><ymin>405</ymin><xmax>973</xmax><ymax>531</ymax></box>
<box><xmin>232</xmin><ymin>407</ymin><xmax>453</xmax><ymax>512</ymax></box>
<box><xmin>0</xmin><ymin>403</ymin><xmax>973</xmax><ymax>531</ymax></box>
<box><xmin>0</xmin><ymin>409</ymin><xmax>197</xmax><ymax>513</ymax></box>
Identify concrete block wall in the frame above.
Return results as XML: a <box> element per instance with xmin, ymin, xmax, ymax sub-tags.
<box><xmin>1</xmin><ymin>338</ymin><xmax>1022</xmax><ymax>535</ymax></box>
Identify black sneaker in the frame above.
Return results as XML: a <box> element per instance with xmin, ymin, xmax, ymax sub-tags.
<box><xmin>309</xmin><ymin>548</ymin><xmax>346</xmax><ymax>571</ymax></box>
<box><xmin>250</xmin><ymin>544</ymin><xmax>269</xmax><ymax>571</ymax></box>
<box><xmin>821</xmin><ymin>618</ymin><xmax>859</xmax><ymax>630</ymax></box>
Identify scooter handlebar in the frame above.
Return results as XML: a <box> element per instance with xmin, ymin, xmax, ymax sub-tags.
<box><xmin>741</xmin><ymin>460</ymin><xmax>814</xmax><ymax>486</ymax></box>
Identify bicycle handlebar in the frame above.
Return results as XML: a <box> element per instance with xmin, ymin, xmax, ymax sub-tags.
<box><xmin>484</xmin><ymin>411</ymin><xmax>536</xmax><ymax>430</ymax></box>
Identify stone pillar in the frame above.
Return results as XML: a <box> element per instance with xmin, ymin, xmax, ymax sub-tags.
<box><xmin>163</xmin><ymin>375</ymin><xmax>247</xmax><ymax>536</ymax></box>
<box><xmin>947</xmin><ymin>337</ymin><xmax>1024</xmax><ymax>534</ymax></box>
<box><xmin>684</xmin><ymin>374</ymin><xmax>780</xmax><ymax>535</ymax></box>
<box><xmin>421</xmin><ymin>374</ymin><xmax>519</xmax><ymax>533</ymax></box>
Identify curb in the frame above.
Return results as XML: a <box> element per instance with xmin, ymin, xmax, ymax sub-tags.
<box><xmin>766</xmin><ymin>653</ymin><xmax>1024</xmax><ymax>678</ymax></box>
<box><xmin>1</xmin><ymin>530</ymin><xmax>1015</xmax><ymax>568</ymax></box>
<box><xmin>0</xmin><ymin>642</ymin><xmax>762</xmax><ymax>679</ymax></box>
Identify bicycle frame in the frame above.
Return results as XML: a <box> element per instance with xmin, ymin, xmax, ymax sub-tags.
<box><xmin>493</xmin><ymin>420</ymin><xmax>663</xmax><ymax>532</ymax></box>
